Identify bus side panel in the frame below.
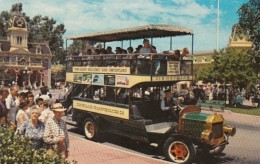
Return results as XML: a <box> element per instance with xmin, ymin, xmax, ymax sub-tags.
<box><xmin>101</xmin><ymin>116</ymin><xmax>149</xmax><ymax>142</ymax></box>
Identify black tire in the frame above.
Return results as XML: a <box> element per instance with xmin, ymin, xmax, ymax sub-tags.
<box><xmin>163</xmin><ymin>137</ymin><xmax>195</xmax><ymax>164</ymax></box>
<box><xmin>83</xmin><ymin>118</ymin><xmax>99</xmax><ymax>141</ymax></box>
<box><xmin>209</xmin><ymin>145</ymin><xmax>225</xmax><ymax>155</ymax></box>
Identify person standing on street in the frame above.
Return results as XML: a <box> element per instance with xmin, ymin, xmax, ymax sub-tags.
<box><xmin>19</xmin><ymin>108</ymin><xmax>45</xmax><ymax>150</ymax></box>
<box><xmin>0</xmin><ymin>87</ymin><xmax>9</xmax><ymax>119</ymax></box>
<box><xmin>6</xmin><ymin>85</ymin><xmax>19</xmax><ymax>124</ymax></box>
<box><xmin>43</xmin><ymin>103</ymin><xmax>69</xmax><ymax>161</ymax></box>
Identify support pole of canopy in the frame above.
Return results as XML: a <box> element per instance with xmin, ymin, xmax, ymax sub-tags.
<box><xmin>191</xmin><ymin>34</ymin><xmax>194</xmax><ymax>55</ymax></box>
<box><xmin>170</xmin><ymin>36</ymin><xmax>172</xmax><ymax>50</ymax></box>
<box><xmin>121</xmin><ymin>41</ymin><xmax>123</xmax><ymax>48</ymax></box>
<box><xmin>129</xmin><ymin>40</ymin><xmax>131</xmax><ymax>47</ymax></box>
<box><xmin>151</xmin><ymin>38</ymin><xmax>153</xmax><ymax>45</ymax></box>
<box><xmin>81</xmin><ymin>40</ymin><xmax>83</xmax><ymax>53</ymax></box>
<box><xmin>66</xmin><ymin>39</ymin><xmax>68</xmax><ymax>55</ymax></box>
<box><xmin>103</xmin><ymin>42</ymin><xmax>106</xmax><ymax>49</ymax></box>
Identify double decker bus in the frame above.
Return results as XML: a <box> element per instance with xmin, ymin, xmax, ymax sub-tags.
<box><xmin>65</xmin><ymin>24</ymin><xmax>235</xmax><ymax>163</ymax></box>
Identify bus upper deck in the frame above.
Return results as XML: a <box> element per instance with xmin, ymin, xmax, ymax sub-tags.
<box><xmin>66</xmin><ymin>24</ymin><xmax>194</xmax><ymax>87</ymax></box>
<box><xmin>66</xmin><ymin>53</ymin><xmax>193</xmax><ymax>87</ymax></box>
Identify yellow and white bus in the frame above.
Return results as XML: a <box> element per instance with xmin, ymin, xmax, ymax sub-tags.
<box><xmin>65</xmin><ymin>24</ymin><xmax>235</xmax><ymax>163</ymax></box>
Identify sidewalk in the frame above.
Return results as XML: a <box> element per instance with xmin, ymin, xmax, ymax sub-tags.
<box><xmin>67</xmin><ymin>135</ymin><xmax>167</xmax><ymax>164</ymax></box>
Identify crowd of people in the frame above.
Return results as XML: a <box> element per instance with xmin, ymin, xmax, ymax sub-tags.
<box><xmin>174</xmin><ymin>84</ymin><xmax>260</xmax><ymax>108</ymax></box>
<box><xmin>0</xmin><ymin>85</ymin><xmax>69</xmax><ymax>160</ymax></box>
<box><xmin>75</xmin><ymin>39</ymin><xmax>189</xmax><ymax>74</ymax></box>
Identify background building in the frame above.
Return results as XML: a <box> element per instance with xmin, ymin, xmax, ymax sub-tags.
<box><xmin>0</xmin><ymin>4</ymin><xmax>52</xmax><ymax>88</ymax></box>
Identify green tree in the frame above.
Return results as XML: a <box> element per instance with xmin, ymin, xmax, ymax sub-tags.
<box><xmin>27</xmin><ymin>15</ymin><xmax>66</xmax><ymax>64</ymax></box>
<box><xmin>238</xmin><ymin>0</ymin><xmax>260</xmax><ymax>50</ymax></box>
<box><xmin>196</xmin><ymin>48</ymin><xmax>255</xmax><ymax>88</ymax></box>
<box><xmin>0</xmin><ymin>11</ymin><xmax>11</xmax><ymax>38</ymax></box>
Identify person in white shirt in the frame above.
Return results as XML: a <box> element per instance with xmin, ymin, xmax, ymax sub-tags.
<box><xmin>6</xmin><ymin>85</ymin><xmax>19</xmax><ymax>124</ymax></box>
<box><xmin>138</xmin><ymin>39</ymin><xmax>159</xmax><ymax>74</ymax></box>
<box><xmin>39</xmin><ymin>101</ymin><xmax>54</xmax><ymax>124</ymax></box>
<box><xmin>139</xmin><ymin>39</ymin><xmax>157</xmax><ymax>54</ymax></box>
<box><xmin>16</xmin><ymin>100</ymin><xmax>30</xmax><ymax>129</ymax></box>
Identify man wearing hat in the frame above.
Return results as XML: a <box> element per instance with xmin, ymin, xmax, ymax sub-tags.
<box><xmin>43</xmin><ymin>103</ymin><xmax>69</xmax><ymax>160</ymax></box>
<box><xmin>160</xmin><ymin>89</ymin><xmax>180</xmax><ymax>122</ymax></box>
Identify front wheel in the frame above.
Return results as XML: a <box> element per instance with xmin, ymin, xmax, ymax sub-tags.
<box><xmin>163</xmin><ymin>137</ymin><xmax>195</xmax><ymax>164</ymax></box>
<box><xmin>83</xmin><ymin>118</ymin><xmax>99</xmax><ymax>141</ymax></box>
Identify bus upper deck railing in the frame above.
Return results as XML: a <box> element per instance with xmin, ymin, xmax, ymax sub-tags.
<box><xmin>66</xmin><ymin>53</ymin><xmax>193</xmax><ymax>76</ymax></box>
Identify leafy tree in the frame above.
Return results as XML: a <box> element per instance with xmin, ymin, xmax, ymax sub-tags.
<box><xmin>27</xmin><ymin>15</ymin><xmax>66</xmax><ymax>64</ymax></box>
<box><xmin>238</xmin><ymin>0</ymin><xmax>260</xmax><ymax>51</ymax></box>
<box><xmin>196</xmin><ymin>48</ymin><xmax>255</xmax><ymax>88</ymax></box>
<box><xmin>0</xmin><ymin>11</ymin><xmax>11</xmax><ymax>38</ymax></box>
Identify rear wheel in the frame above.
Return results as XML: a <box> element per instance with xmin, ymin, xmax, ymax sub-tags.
<box><xmin>164</xmin><ymin>137</ymin><xmax>195</xmax><ymax>164</ymax></box>
<box><xmin>83</xmin><ymin>118</ymin><xmax>99</xmax><ymax>141</ymax></box>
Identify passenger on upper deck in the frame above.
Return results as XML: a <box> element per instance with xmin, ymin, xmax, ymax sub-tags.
<box><xmin>115</xmin><ymin>47</ymin><xmax>122</xmax><ymax>54</ymax></box>
<box><xmin>139</xmin><ymin>39</ymin><xmax>157</xmax><ymax>54</ymax></box>
<box><xmin>127</xmin><ymin>47</ymin><xmax>133</xmax><ymax>54</ymax></box>
<box><xmin>105</xmin><ymin>46</ymin><xmax>116</xmax><ymax>66</ymax></box>
<box><xmin>168</xmin><ymin>49</ymin><xmax>180</xmax><ymax>60</ymax></box>
<box><xmin>86</xmin><ymin>49</ymin><xmax>92</xmax><ymax>55</ymax></box>
<box><xmin>134</xmin><ymin>45</ymin><xmax>143</xmax><ymax>53</ymax></box>
<box><xmin>106</xmin><ymin>46</ymin><xmax>114</xmax><ymax>54</ymax></box>
<box><xmin>85</xmin><ymin>49</ymin><xmax>93</xmax><ymax>66</ymax></box>
<box><xmin>180</xmin><ymin>47</ymin><xmax>189</xmax><ymax>60</ymax></box>
<box><xmin>94</xmin><ymin>49</ymin><xmax>101</xmax><ymax>66</ymax></box>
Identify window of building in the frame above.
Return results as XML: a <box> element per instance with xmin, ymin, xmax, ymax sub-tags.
<box><xmin>36</xmin><ymin>45</ymin><xmax>42</xmax><ymax>54</ymax></box>
<box><xmin>16</xmin><ymin>36</ymin><xmax>22</xmax><ymax>45</ymax></box>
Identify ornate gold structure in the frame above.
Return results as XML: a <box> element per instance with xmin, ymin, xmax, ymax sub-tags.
<box><xmin>227</xmin><ymin>24</ymin><xmax>252</xmax><ymax>48</ymax></box>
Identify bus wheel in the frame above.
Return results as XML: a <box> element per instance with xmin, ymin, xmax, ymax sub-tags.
<box><xmin>83</xmin><ymin>118</ymin><xmax>99</xmax><ymax>141</ymax></box>
<box><xmin>163</xmin><ymin>137</ymin><xmax>195</xmax><ymax>164</ymax></box>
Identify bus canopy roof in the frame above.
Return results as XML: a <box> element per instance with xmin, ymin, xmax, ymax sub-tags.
<box><xmin>67</xmin><ymin>24</ymin><xmax>193</xmax><ymax>42</ymax></box>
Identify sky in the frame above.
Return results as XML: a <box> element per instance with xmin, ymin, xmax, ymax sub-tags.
<box><xmin>0</xmin><ymin>0</ymin><xmax>249</xmax><ymax>52</ymax></box>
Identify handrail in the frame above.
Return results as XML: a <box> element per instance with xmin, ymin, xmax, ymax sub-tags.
<box><xmin>66</xmin><ymin>53</ymin><xmax>192</xmax><ymax>61</ymax></box>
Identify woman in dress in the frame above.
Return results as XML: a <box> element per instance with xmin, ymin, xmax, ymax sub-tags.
<box><xmin>16</xmin><ymin>100</ymin><xmax>30</xmax><ymax>129</ymax></box>
<box><xmin>19</xmin><ymin>108</ymin><xmax>45</xmax><ymax>150</ymax></box>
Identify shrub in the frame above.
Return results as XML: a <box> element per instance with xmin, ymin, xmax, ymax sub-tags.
<box><xmin>0</xmin><ymin>126</ymin><xmax>70</xmax><ymax>163</ymax></box>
